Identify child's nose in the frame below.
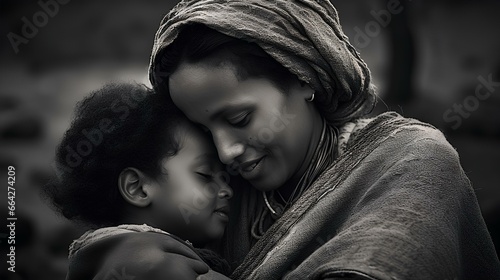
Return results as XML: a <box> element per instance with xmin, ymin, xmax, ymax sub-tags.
<box><xmin>218</xmin><ymin>183</ymin><xmax>233</xmax><ymax>199</ymax></box>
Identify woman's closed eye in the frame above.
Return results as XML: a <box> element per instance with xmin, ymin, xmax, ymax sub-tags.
<box><xmin>227</xmin><ymin>112</ymin><xmax>251</xmax><ymax>127</ymax></box>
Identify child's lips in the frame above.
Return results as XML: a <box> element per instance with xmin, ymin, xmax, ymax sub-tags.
<box><xmin>214</xmin><ymin>205</ymin><xmax>230</xmax><ymax>220</ymax></box>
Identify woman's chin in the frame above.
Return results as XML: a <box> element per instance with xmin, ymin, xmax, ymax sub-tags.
<box><xmin>243</xmin><ymin>159</ymin><xmax>289</xmax><ymax>192</ymax></box>
<box><xmin>249</xmin><ymin>176</ymin><xmax>285</xmax><ymax>193</ymax></box>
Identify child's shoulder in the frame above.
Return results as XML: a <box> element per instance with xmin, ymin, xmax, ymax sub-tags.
<box><xmin>66</xmin><ymin>224</ymin><xmax>198</xmax><ymax>280</ymax></box>
<box><xmin>69</xmin><ymin>224</ymin><xmax>191</xmax><ymax>259</ymax></box>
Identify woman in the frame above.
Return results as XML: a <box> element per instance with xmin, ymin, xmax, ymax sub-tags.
<box><xmin>85</xmin><ymin>1</ymin><xmax>500</xmax><ymax>279</ymax></box>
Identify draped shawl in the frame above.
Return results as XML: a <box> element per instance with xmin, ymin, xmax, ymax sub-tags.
<box><xmin>223</xmin><ymin>112</ymin><xmax>500</xmax><ymax>279</ymax></box>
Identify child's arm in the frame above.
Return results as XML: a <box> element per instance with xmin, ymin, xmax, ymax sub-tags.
<box><xmin>69</xmin><ymin>231</ymin><xmax>210</xmax><ymax>280</ymax></box>
<box><xmin>104</xmin><ymin>232</ymin><xmax>209</xmax><ymax>279</ymax></box>
<box><xmin>197</xmin><ymin>269</ymin><xmax>232</xmax><ymax>280</ymax></box>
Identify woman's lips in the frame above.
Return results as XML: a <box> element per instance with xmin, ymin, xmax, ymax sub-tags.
<box><xmin>238</xmin><ymin>156</ymin><xmax>265</xmax><ymax>179</ymax></box>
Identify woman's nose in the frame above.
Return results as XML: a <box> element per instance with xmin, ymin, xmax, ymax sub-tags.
<box><xmin>218</xmin><ymin>183</ymin><xmax>233</xmax><ymax>199</ymax></box>
<box><xmin>212</xmin><ymin>130</ymin><xmax>244</xmax><ymax>164</ymax></box>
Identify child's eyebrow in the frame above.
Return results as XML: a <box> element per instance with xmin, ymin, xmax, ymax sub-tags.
<box><xmin>190</xmin><ymin>153</ymin><xmax>225</xmax><ymax>172</ymax></box>
<box><xmin>194</xmin><ymin>153</ymin><xmax>216</xmax><ymax>160</ymax></box>
<box><xmin>192</xmin><ymin>153</ymin><xmax>220</xmax><ymax>166</ymax></box>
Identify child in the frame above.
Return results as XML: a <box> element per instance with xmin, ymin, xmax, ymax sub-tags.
<box><xmin>44</xmin><ymin>83</ymin><xmax>233</xmax><ymax>279</ymax></box>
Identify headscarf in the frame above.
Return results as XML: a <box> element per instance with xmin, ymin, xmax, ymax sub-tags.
<box><xmin>149</xmin><ymin>0</ymin><xmax>376</xmax><ymax>125</ymax></box>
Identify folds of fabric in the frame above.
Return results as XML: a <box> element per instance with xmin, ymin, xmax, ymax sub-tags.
<box><xmin>149</xmin><ymin>0</ymin><xmax>376</xmax><ymax>126</ymax></box>
<box><xmin>68</xmin><ymin>224</ymin><xmax>175</xmax><ymax>259</ymax></box>
<box><xmin>66</xmin><ymin>224</ymin><xmax>196</xmax><ymax>280</ymax></box>
<box><xmin>229</xmin><ymin>112</ymin><xmax>500</xmax><ymax>279</ymax></box>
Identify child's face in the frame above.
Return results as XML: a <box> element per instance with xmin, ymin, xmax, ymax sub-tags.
<box><xmin>149</xmin><ymin>123</ymin><xmax>233</xmax><ymax>245</ymax></box>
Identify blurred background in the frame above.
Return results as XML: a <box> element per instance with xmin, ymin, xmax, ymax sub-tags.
<box><xmin>0</xmin><ymin>0</ymin><xmax>499</xmax><ymax>279</ymax></box>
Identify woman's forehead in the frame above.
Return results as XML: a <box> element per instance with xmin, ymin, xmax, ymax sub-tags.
<box><xmin>169</xmin><ymin>61</ymin><xmax>239</xmax><ymax>98</ymax></box>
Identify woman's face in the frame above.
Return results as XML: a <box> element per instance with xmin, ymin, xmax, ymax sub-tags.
<box><xmin>169</xmin><ymin>60</ymin><xmax>322</xmax><ymax>192</ymax></box>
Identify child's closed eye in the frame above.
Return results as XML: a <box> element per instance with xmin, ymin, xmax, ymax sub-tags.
<box><xmin>195</xmin><ymin>172</ymin><xmax>213</xmax><ymax>182</ymax></box>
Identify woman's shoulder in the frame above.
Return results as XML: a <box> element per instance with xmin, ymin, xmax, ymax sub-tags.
<box><xmin>339</xmin><ymin>111</ymin><xmax>457</xmax><ymax>159</ymax></box>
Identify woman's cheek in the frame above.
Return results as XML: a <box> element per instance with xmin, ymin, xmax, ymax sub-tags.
<box><xmin>247</xmin><ymin>117</ymin><xmax>275</xmax><ymax>148</ymax></box>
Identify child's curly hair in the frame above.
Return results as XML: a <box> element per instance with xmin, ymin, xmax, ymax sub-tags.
<box><xmin>43</xmin><ymin>82</ymin><xmax>185</xmax><ymax>227</ymax></box>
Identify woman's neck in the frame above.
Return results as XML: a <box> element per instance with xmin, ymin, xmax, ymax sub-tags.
<box><xmin>279</xmin><ymin>112</ymin><xmax>325</xmax><ymax>202</ymax></box>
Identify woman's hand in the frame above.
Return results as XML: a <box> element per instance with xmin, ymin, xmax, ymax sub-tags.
<box><xmin>98</xmin><ymin>232</ymin><xmax>210</xmax><ymax>280</ymax></box>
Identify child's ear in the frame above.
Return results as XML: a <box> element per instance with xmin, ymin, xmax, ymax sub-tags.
<box><xmin>118</xmin><ymin>168</ymin><xmax>154</xmax><ymax>208</ymax></box>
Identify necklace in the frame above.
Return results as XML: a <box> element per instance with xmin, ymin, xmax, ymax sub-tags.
<box><xmin>254</xmin><ymin>120</ymin><xmax>338</xmax><ymax>236</ymax></box>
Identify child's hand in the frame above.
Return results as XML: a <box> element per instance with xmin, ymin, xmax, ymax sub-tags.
<box><xmin>97</xmin><ymin>231</ymin><xmax>209</xmax><ymax>279</ymax></box>
<box><xmin>197</xmin><ymin>269</ymin><xmax>233</xmax><ymax>280</ymax></box>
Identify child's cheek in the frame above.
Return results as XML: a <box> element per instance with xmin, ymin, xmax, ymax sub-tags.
<box><xmin>183</xmin><ymin>182</ymin><xmax>217</xmax><ymax>212</ymax></box>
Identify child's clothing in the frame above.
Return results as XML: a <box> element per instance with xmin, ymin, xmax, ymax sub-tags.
<box><xmin>67</xmin><ymin>224</ymin><xmax>229</xmax><ymax>280</ymax></box>
<box><xmin>69</xmin><ymin>224</ymin><xmax>192</xmax><ymax>260</ymax></box>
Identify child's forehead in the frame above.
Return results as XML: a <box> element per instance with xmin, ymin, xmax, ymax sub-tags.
<box><xmin>174</xmin><ymin>120</ymin><xmax>210</xmax><ymax>141</ymax></box>
<box><xmin>161</xmin><ymin>128</ymin><xmax>222</xmax><ymax>171</ymax></box>
<box><xmin>174</xmin><ymin>122</ymin><xmax>218</xmax><ymax>156</ymax></box>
